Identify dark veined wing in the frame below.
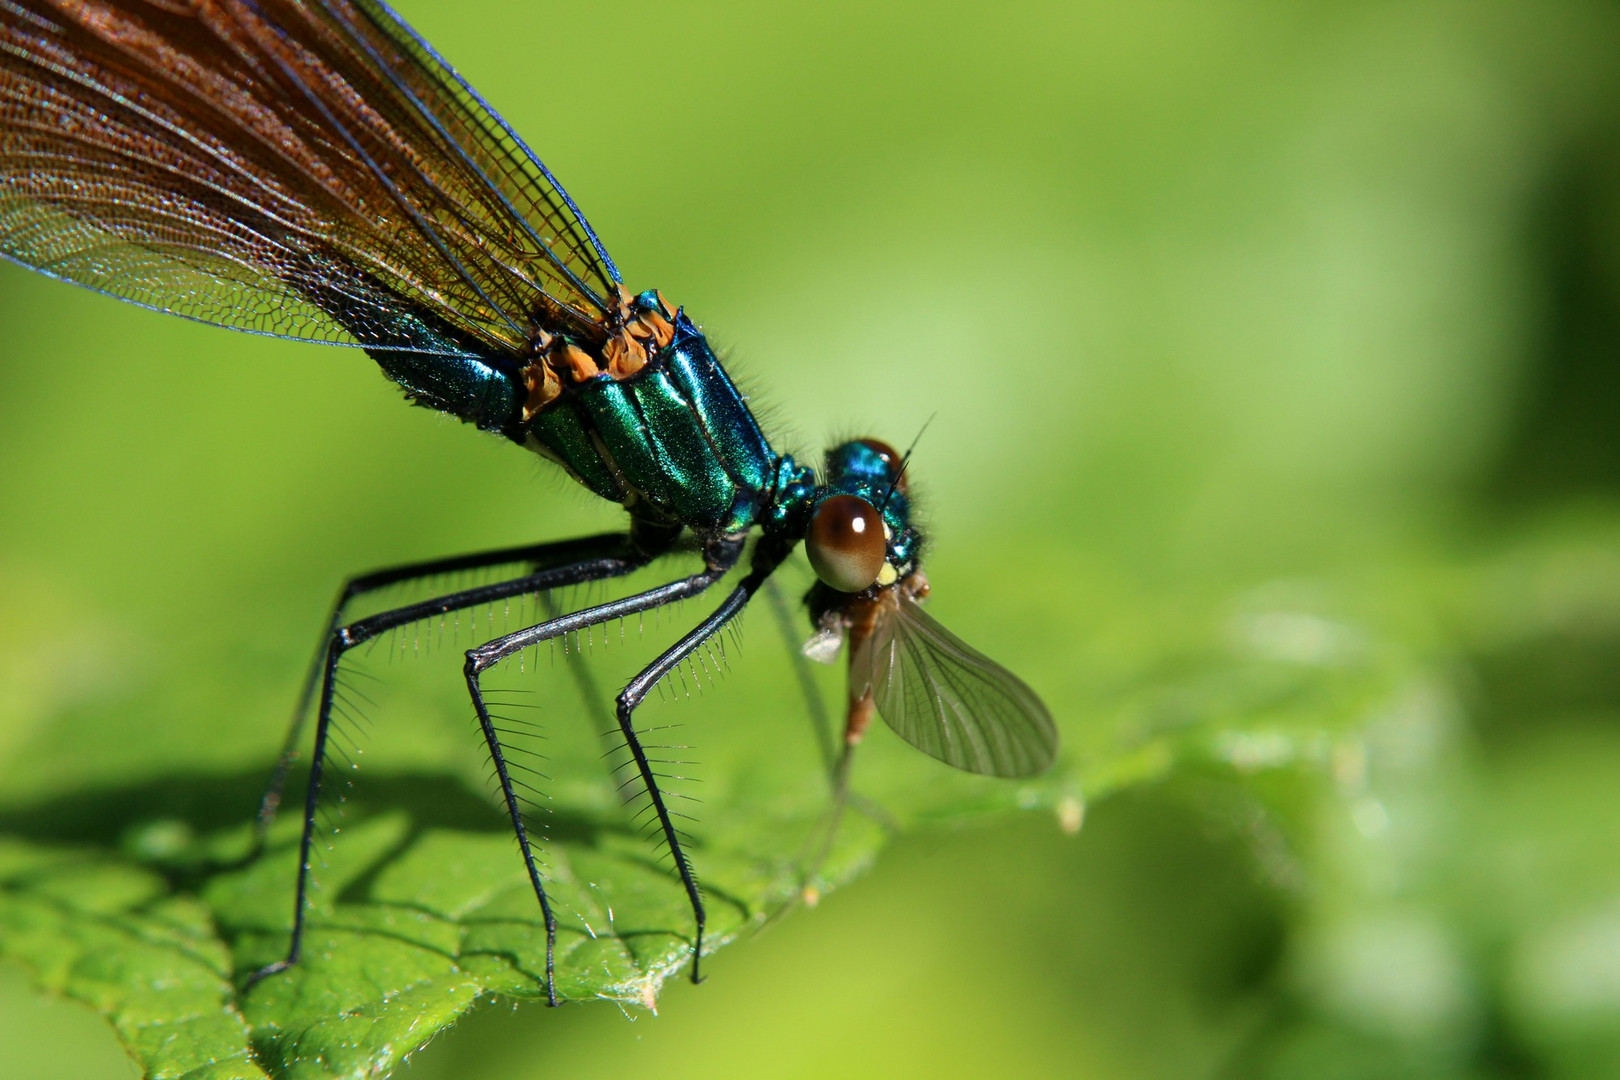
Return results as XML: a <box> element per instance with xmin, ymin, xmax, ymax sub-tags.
<box><xmin>850</xmin><ymin>592</ymin><xmax>1058</xmax><ymax>778</ymax></box>
<box><xmin>0</xmin><ymin>0</ymin><xmax>620</xmax><ymax>359</ymax></box>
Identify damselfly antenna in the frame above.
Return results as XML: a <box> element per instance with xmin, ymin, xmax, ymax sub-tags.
<box><xmin>878</xmin><ymin>414</ymin><xmax>935</xmax><ymax>512</ymax></box>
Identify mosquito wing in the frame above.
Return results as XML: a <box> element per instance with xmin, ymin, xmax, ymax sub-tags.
<box><xmin>851</xmin><ymin>593</ymin><xmax>1058</xmax><ymax>778</ymax></box>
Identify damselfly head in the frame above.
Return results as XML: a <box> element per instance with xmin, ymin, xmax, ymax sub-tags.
<box><xmin>803</xmin><ymin>437</ymin><xmax>921</xmax><ymax>597</ymax></box>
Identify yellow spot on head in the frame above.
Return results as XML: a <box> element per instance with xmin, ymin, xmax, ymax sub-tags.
<box><xmin>876</xmin><ymin>562</ymin><xmax>898</xmax><ymax>587</ymax></box>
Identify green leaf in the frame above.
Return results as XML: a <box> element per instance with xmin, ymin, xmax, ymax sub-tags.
<box><xmin>0</xmin><ymin>541</ymin><xmax>1431</xmax><ymax>1079</ymax></box>
<box><xmin>0</xmin><ymin>840</ymin><xmax>264</xmax><ymax>1080</ymax></box>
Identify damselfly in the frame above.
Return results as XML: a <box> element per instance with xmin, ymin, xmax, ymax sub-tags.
<box><xmin>0</xmin><ymin>0</ymin><xmax>1057</xmax><ymax>1003</ymax></box>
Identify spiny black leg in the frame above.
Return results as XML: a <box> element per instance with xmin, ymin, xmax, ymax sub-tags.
<box><xmin>255</xmin><ymin>592</ymin><xmax>342</xmax><ymax>846</ymax></box>
<box><xmin>244</xmin><ymin>638</ymin><xmax>343</xmax><ymax>987</ymax></box>
<box><xmin>245</xmin><ymin>532</ymin><xmax>650</xmax><ymax>991</ymax></box>
<box><xmin>470</xmin><ymin>695</ymin><xmax>559</xmax><ymax>1005</ymax></box>
<box><xmin>254</xmin><ymin>534</ymin><xmax>634</xmax><ymax>844</ymax></box>
<box><xmin>462</xmin><ymin>536</ymin><xmax>753</xmax><ymax>997</ymax></box>
<box><xmin>610</xmin><ymin>539</ymin><xmax>794</xmax><ymax>983</ymax></box>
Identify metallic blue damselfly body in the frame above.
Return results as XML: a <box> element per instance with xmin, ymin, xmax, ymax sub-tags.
<box><xmin>0</xmin><ymin>0</ymin><xmax>1057</xmax><ymax>1003</ymax></box>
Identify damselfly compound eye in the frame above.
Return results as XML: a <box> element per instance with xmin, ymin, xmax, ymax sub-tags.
<box><xmin>854</xmin><ymin>437</ymin><xmax>908</xmax><ymax>492</ymax></box>
<box><xmin>807</xmin><ymin>494</ymin><xmax>887</xmax><ymax>592</ymax></box>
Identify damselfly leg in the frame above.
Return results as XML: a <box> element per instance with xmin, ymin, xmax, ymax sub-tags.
<box><xmin>464</xmin><ymin>534</ymin><xmax>792</xmax><ymax>989</ymax></box>
<box><xmin>255</xmin><ymin>533</ymin><xmax>640</xmax><ymax>844</ymax></box>
<box><xmin>246</xmin><ymin>531</ymin><xmax>659</xmax><ymax>999</ymax></box>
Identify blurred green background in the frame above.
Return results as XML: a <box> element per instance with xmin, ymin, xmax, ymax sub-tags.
<box><xmin>5</xmin><ymin>0</ymin><xmax>1620</xmax><ymax>1076</ymax></box>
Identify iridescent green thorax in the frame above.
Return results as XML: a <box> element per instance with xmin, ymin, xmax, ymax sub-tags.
<box><xmin>520</xmin><ymin>310</ymin><xmax>782</xmax><ymax>535</ymax></box>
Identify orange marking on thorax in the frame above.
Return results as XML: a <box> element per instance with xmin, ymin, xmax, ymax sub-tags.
<box><xmin>603</xmin><ymin>330</ymin><xmax>647</xmax><ymax>377</ymax></box>
<box><xmin>519</xmin><ymin>288</ymin><xmax>679</xmax><ymax>420</ymax></box>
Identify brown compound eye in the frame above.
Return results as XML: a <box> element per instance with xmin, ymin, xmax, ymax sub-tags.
<box><xmin>806</xmin><ymin>494</ymin><xmax>887</xmax><ymax>593</ymax></box>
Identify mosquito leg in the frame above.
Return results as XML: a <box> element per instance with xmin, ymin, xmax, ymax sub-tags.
<box><xmin>254</xmin><ymin>533</ymin><xmax>633</xmax><ymax>844</ymax></box>
<box><xmin>799</xmin><ymin>740</ymin><xmax>857</xmax><ymax>903</ymax></box>
<box><xmin>761</xmin><ymin>580</ymin><xmax>890</xmax><ymax>897</ymax></box>
<box><xmin>462</xmin><ymin>535</ymin><xmax>750</xmax><ymax>1004</ymax></box>
<box><xmin>244</xmin><ymin>532</ymin><xmax>652</xmax><ymax>991</ymax></box>
<box><xmin>762</xmin><ymin>576</ymin><xmax>837</xmax><ymax>776</ymax></box>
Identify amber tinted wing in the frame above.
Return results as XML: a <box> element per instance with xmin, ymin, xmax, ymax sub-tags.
<box><xmin>0</xmin><ymin>0</ymin><xmax>619</xmax><ymax>358</ymax></box>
